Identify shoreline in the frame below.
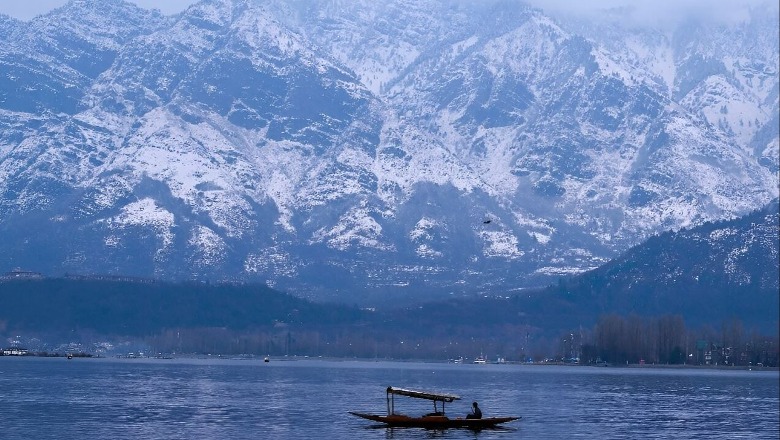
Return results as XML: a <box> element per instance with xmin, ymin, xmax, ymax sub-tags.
<box><xmin>3</xmin><ymin>352</ymin><xmax>777</xmax><ymax>372</ymax></box>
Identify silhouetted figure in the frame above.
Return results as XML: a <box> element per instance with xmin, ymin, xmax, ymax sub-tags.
<box><xmin>466</xmin><ymin>401</ymin><xmax>482</xmax><ymax>419</ymax></box>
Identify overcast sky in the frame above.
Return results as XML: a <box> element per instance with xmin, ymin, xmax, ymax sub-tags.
<box><xmin>0</xmin><ymin>0</ymin><xmax>197</xmax><ymax>20</ymax></box>
<box><xmin>1</xmin><ymin>0</ymin><xmax>773</xmax><ymax>24</ymax></box>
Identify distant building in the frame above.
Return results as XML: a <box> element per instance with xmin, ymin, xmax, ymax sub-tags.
<box><xmin>64</xmin><ymin>274</ymin><xmax>156</xmax><ymax>284</ymax></box>
<box><xmin>1</xmin><ymin>347</ymin><xmax>29</xmax><ymax>356</ymax></box>
<box><xmin>0</xmin><ymin>268</ymin><xmax>44</xmax><ymax>280</ymax></box>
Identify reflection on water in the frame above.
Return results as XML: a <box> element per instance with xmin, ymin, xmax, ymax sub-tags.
<box><xmin>0</xmin><ymin>357</ymin><xmax>777</xmax><ymax>439</ymax></box>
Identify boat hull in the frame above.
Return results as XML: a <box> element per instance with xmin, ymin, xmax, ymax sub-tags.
<box><xmin>350</xmin><ymin>412</ymin><xmax>519</xmax><ymax>429</ymax></box>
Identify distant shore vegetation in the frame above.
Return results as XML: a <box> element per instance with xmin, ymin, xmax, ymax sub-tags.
<box><xmin>0</xmin><ymin>277</ymin><xmax>777</xmax><ymax>367</ymax></box>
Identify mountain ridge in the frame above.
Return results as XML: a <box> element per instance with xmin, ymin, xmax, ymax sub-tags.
<box><xmin>548</xmin><ymin>198</ymin><xmax>780</xmax><ymax>328</ymax></box>
<box><xmin>0</xmin><ymin>0</ymin><xmax>776</xmax><ymax>301</ymax></box>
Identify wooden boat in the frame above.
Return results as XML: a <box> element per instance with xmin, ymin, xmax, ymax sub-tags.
<box><xmin>350</xmin><ymin>386</ymin><xmax>520</xmax><ymax>429</ymax></box>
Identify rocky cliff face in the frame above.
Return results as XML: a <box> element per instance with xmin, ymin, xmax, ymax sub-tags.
<box><xmin>0</xmin><ymin>0</ymin><xmax>776</xmax><ymax>301</ymax></box>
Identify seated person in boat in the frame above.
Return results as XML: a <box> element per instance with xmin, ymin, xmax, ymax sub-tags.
<box><xmin>466</xmin><ymin>401</ymin><xmax>482</xmax><ymax>419</ymax></box>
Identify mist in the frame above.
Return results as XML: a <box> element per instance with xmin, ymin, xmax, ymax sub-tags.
<box><xmin>524</xmin><ymin>0</ymin><xmax>777</xmax><ymax>28</ymax></box>
<box><xmin>0</xmin><ymin>0</ymin><xmax>196</xmax><ymax>20</ymax></box>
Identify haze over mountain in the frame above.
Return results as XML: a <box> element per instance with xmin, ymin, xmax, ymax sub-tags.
<box><xmin>1</xmin><ymin>200</ymin><xmax>776</xmax><ymax>347</ymax></box>
<box><xmin>0</xmin><ymin>0</ymin><xmax>777</xmax><ymax>302</ymax></box>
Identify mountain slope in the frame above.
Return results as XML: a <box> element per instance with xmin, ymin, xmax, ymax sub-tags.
<box><xmin>540</xmin><ymin>199</ymin><xmax>780</xmax><ymax>330</ymax></box>
<box><xmin>553</xmin><ymin>2</ymin><xmax>780</xmax><ymax>173</ymax></box>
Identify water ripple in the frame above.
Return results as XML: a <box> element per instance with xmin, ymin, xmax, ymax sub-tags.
<box><xmin>0</xmin><ymin>358</ymin><xmax>776</xmax><ymax>439</ymax></box>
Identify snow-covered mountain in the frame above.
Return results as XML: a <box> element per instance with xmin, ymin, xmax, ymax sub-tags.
<box><xmin>0</xmin><ymin>0</ymin><xmax>777</xmax><ymax>302</ymax></box>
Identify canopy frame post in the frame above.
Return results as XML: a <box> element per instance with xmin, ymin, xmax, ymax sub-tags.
<box><xmin>386</xmin><ymin>387</ymin><xmax>395</xmax><ymax>415</ymax></box>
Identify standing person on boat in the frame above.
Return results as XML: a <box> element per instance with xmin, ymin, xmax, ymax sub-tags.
<box><xmin>466</xmin><ymin>401</ymin><xmax>482</xmax><ymax>419</ymax></box>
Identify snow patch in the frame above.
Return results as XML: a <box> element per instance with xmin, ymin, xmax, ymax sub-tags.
<box><xmin>101</xmin><ymin>198</ymin><xmax>175</xmax><ymax>258</ymax></box>
<box><xmin>188</xmin><ymin>225</ymin><xmax>226</xmax><ymax>267</ymax></box>
<box><xmin>479</xmin><ymin>229</ymin><xmax>523</xmax><ymax>258</ymax></box>
<box><xmin>311</xmin><ymin>206</ymin><xmax>394</xmax><ymax>251</ymax></box>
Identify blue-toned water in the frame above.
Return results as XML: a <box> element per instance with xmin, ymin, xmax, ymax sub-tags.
<box><xmin>0</xmin><ymin>357</ymin><xmax>777</xmax><ymax>439</ymax></box>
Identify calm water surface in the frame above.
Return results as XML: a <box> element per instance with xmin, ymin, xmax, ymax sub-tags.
<box><xmin>0</xmin><ymin>357</ymin><xmax>777</xmax><ymax>439</ymax></box>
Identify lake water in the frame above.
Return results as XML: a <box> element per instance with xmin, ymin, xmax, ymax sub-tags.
<box><xmin>0</xmin><ymin>357</ymin><xmax>777</xmax><ymax>439</ymax></box>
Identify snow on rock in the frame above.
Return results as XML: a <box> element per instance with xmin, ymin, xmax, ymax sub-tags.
<box><xmin>310</xmin><ymin>205</ymin><xmax>394</xmax><ymax>252</ymax></box>
<box><xmin>101</xmin><ymin>198</ymin><xmax>175</xmax><ymax>259</ymax></box>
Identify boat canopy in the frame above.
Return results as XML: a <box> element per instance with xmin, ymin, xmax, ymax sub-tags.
<box><xmin>386</xmin><ymin>386</ymin><xmax>461</xmax><ymax>402</ymax></box>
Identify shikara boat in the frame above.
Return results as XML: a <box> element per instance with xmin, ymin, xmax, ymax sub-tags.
<box><xmin>350</xmin><ymin>386</ymin><xmax>520</xmax><ymax>429</ymax></box>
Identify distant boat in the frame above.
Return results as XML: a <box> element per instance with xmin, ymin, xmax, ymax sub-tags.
<box><xmin>350</xmin><ymin>386</ymin><xmax>520</xmax><ymax>429</ymax></box>
<box><xmin>473</xmin><ymin>356</ymin><xmax>487</xmax><ymax>364</ymax></box>
<box><xmin>264</xmin><ymin>356</ymin><xmax>270</xmax><ymax>363</ymax></box>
